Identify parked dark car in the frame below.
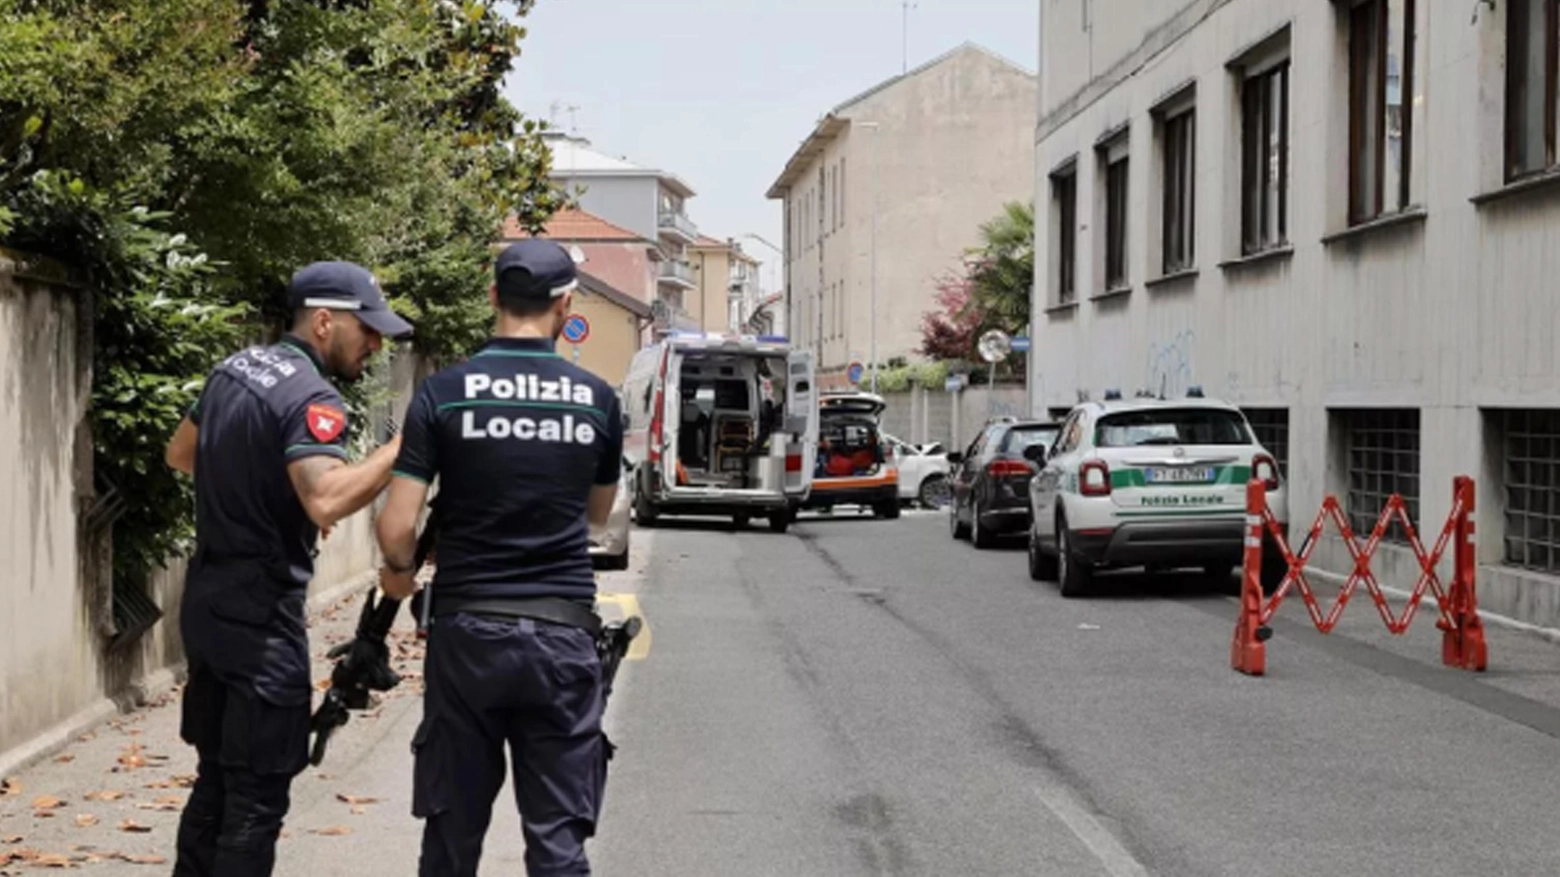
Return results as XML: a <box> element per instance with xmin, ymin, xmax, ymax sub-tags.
<box><xmin>947</xmin><ymin>418</ymin><xmax>1062</xmax><ymax>548</ymax></box>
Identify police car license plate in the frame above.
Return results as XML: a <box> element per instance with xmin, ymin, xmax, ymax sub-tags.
<box><xmin>1145</xmin><ymin>466</ymin><xmax>1215</xmax><ymax>484</ymax></box>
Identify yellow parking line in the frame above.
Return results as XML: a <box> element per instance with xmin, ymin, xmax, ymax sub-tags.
<box><xmin>596</xmin><ymin>592</ymin><xmax>651</xmax><ymax>661</ymax></box>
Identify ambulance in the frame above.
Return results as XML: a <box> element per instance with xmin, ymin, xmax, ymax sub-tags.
<box><xmin>621</xmin><ymin>332</ymin><xmax>818</xmax><ymax>533</ymax></box>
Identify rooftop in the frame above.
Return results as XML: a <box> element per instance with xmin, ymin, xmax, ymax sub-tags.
<box><xmin>502</xmin><ymin>207</ymin><xmax>646</xmax><ymax>243</ymax></box>
<box><xmin>543</xmin><ymin>132</ymin><xmax>697</xmax><ymax>198</ymax></box>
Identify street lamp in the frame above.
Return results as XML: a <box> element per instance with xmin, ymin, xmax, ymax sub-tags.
<box><xmin>855</xmin><ymin>121</ymin><xmax>881</xmax><ymax>395</ymax></box>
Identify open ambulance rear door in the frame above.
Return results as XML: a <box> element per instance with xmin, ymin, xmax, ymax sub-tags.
<box><xmin>783</xmin><ymin>349</ymin><xmax>818</xmax><ymax>500</ymax></box>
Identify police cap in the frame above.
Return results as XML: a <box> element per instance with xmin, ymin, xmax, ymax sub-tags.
<box><xmin>495</xmin><ymin>240</ymin><xmax>580</xmax><ymax>299</ymax></box>
<box><xmin>288</xmin><ymin>261</ymin><xmax>414</xmax><ymax>339</ymax></box>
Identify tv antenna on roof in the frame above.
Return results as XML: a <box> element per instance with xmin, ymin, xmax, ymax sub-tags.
<box><xmin>901</xmin><ymin>1</ymin><xmax>918</xmax><ymax>73</ymax></box>
<box><xmin>548</xmin><ymin>101</ymin><xmax>581</xmax><ymax>134</ymax></box>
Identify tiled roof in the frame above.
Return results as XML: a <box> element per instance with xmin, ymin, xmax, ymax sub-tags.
<box><xmin>502</xmin><ymin>207</ymin><xmax>644</xmax><ymax>242</ymax></box>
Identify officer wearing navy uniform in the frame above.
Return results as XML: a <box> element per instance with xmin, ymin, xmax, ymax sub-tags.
<box><xmin>376</xmin><ymin>239</ymin><xmax>624</xmax><ymax>877</ymax></box>
<box><xmin>163</xmin><ymin>261</ymin><xmax>413</xmax><ymax>876</ymax></box>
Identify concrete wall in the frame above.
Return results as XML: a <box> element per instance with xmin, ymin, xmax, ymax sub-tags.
<box><xmin>1031</xmin><ymin>0</ymin><xmax>1560</xmax><ymax>628</ymax></box>
<box><xmin>0</xmin><ymin>256</ymin><xmax>423</xmax><ymax>769</ymax></box>
<box><xmin>688</xmin><ymin>244</ymin><xmax>731</xmax><ymax>332</ymax></box>
<box><xmin>877</xmin><ymin>384</ymin><xmax>1032</xmax><ymax>452</ymax></box>
<box><xmin>569</xmin><ymin>176</ymin><xmax>658</xmax><ymax>243</ymax></box>
<box><xmin>779</xmin><ymin>45</ymin><xmax>1039</xmax><ymax>376</ymax></box>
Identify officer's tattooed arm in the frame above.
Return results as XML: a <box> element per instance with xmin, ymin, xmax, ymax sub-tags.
<box><xmin>165</xmin><ymin>416</ymin><xmax>198</xmax><ymax>475</ymax></box>
<box><xmin>285</xmin><ymin>436</ymin><xmax>402</xmax><ymax>530</ymax></box>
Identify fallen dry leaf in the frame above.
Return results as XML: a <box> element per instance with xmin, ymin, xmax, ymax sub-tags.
<box><xmin>1</xmin><ymin>835</ymin><xmax>21</xmax><ymax>844</ymax></box>
<box><xmin>335</xmin><ymin>793</ymin><xmax>377</xmax><ymax>806</ymax></box>
<box><xmin>31</xmin><ymin>852</ymin><xmax>73</xmax><ymax>868</ymax></box>
<box><xmin>118</xmin><ymin>853</ymin><xmax>167</xmax><ymax>865</ymax></box>
<box><xmin>116</xmin><ymin>820</ymin><xmax>151</xmax><ymax>834</ymax></box>
<box><xmin>31</xmin><ymin>797</ymin><xmax>65</xmax><ymax>811</ymax></box>
<box><xmin>83</xmin><ymin>791</ymin><xmax>125</xmax><ymax>802</ymax></box>
<box><xmin>52</xmin><ymin>755</ymin><xmax>73</xmax><ymax>765</ymax></box>
<box><xmin>0</xmin><ymin>779</ymin><xmax>22</xmax><ymax>797</ymax></box>
<box><xmin>310</xmin><ymin>826</ymin><xmax>352</xmax><ymax>836</ymax></box>
<box><xmin>72</xmin><ymin>815</ymin><xmax>97</xmax><ymax>828</ymax></box>
<box><xmin>117</xmin><ymin>743</ymin><xmax>148</xmax><ymax>770</ymax></box>
<box><xmin>75</xmin><ymin>733</ymin><xmax>95</xmax><ymax>743</ymax></box>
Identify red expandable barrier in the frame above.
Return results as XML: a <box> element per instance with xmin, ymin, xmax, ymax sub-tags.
<box><xmin>1231</xmin><ymin>476</ymin><xmax>1487</xmax><ymax>676</ymax></box>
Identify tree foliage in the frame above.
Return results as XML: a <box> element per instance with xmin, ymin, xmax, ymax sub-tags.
<box><xmin>918</xmin><ymin>273</ymin><xmax>981</xmax><ymax>362</ymax></box>
<box><xmin>965</xmin><ymin>199</ymin><xmax>1034</xmax><ymax>337</ymax></box>
<box><xmin>0</xmin><ymin>0</ymin><xmax>566</xmax><ymax>590</ymax></box>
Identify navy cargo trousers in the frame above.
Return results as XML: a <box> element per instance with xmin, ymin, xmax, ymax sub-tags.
<box><xmin>413</xmin><ymin>612</ymin><xmax>609</xmax><ymax>877</ymax></box>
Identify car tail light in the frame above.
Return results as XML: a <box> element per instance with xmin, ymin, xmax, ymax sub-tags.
<box><xmin>785</xmin><ymin>453</ymin><xmax>803</xmax><ymax>473</ymax></box>
<box><xmin>1253</xmin><ymin>453</ymin><xmax>1280</xmax><ymax>491</ymax></box>
<box><xmin>648</xmin><ymin>387</ymin><xmax>664</xmax><ymax>462</ymax></box>
<box><xmin>1080</xmin><ymin>460</ymin><xmax>1111</xmax><ymax>496</ymax></box>
<box><xmin>987</xmin><ymin>459</ymin><xmax>1033</xmax><ymax>478</ymax></box>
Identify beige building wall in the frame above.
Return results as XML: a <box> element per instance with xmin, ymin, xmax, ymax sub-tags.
<box><xmin>1031</xmin><ymin>0</ymin><xmax>1560</xmax><ymax>628</ymax></box>
<box><xmin>771</xmin><ymin>44</ymin><xmax>1038</xmax><ymax>384</ymax></box>
<box><xmin>688</xmin><ymin>243</ymin><xmax>733</xmax><ymax>332</ymax></box>
<box><xmin>563</xmin><ymin>290</ymin><xmax>644</xmax><ymax>387</ymax></box>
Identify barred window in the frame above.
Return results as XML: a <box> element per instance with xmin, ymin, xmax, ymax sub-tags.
<box><xmin>1341</xmin><ymin>409</ymin><xmax>1420</xmax><ymax>541</ymax></box>
<box><xmin>1499</xmin><ymin>409</ymin><xmax>1560</xmax><ymax>573</ymax></box>
<box><xmin>1243</xmin><ymin>407</ymin><xmax>1290</xmax><ymax>478</ymax></box>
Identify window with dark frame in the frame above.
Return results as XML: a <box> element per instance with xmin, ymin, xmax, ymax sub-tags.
<box><xmin>1243</xmin><ymin>408</ymin><xmax>1290</xmax><ymax>479</ymax></box>
<box><xmin>1104</xmin><ymin>153</ymin><xmax>1130</xmax><ymax>290</ymax></box>
<box><xmin>1349</xmin><ymin>0</ymin><xmax>1415</xmax><ymax>223</ymax></box>
<box><xmin>1241</xmin><ymin>60</ymin><xmax>1290</xmax><ymax>254</ymax></box>
<box><xmin>1498</xmin><ymin>409</ymin><xmax>1560</xmax><ymax>574</ymax></box>
<box><xmin>1506</xmin><ymin>0</ymin><xmax>1558</xmax><ymax>181</ymax></box>
<box><xmin>1342</xmin><ymin>409</ymin><xmax>1421</xmax><ymax>543</ymax></box>
<box><xmin>1051</xmin><ymin>168</ymin><xmax>1077</xmax><ymax>304</ymax></box>
<box><xmin>1161</xmin><ymin>107</ymin><xmax>1196</xmax><ymax>274</ymax></box>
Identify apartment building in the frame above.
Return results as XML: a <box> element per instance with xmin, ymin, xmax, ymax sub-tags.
<box><xmin>545</xmin><ymin>131</ymin><xmax>701</xmax><ymax>328</ymax></box>
<box><xmin>1031</xmin><ymin>0</ymin><xmax>1560</xmax><ymax>627</ymax></box>
<box><xmin>767</xmin><ymin>43</ymin><xmax>1037</xmax><ymax>386</ymax></box>
<box><xmin>688</xmin><ymin>235</ymin><xmax>763</xmax><ymax>333</ymax></box>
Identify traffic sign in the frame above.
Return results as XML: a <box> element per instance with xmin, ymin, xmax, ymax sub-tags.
<box><xmin>846</xmin><ymin>360</ymin><xmax>865</xmax><ymax>385</ymax></box>
<box><xmin>561</xmin><ymin>313</ymin><xmax>590</xmax><ymax>344</ymax></box>
<box><xmin>1010</xmin><ymin>335</ymin><xmax>1032</xmax><ymax>353</ymax></box>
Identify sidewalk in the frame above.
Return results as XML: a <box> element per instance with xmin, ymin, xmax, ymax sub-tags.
<box><xmin>0</xmin><ymin>542</ymin><xmax>652</xmax><ymax>875</ymax></box>
<box><xmin>0</xmin><ymin>587</ymin><xmax>430</xmax><ymax>874</ymax></box>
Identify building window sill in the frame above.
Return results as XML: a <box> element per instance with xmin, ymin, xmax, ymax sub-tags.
<box><xmin>1219</xmin><ymin>245</ymin><xmax>1294</xmax><ymax>271</ymax></box>
<box><xmin>1044</xmin><ymin>300</ymin><xmax>1080</xmax><ymax>316</ymax></box>
<box><xmin>1091</xmin><ymin>286</ymin><xmax>1133</xmax><ymax>303</ymax></box>
<box><xmin>1145</xmin><ymin>268</ymin><xmax>1199</xmax><ymax>290</ymax></box>
<box><xmin>1321</xmin><ymin>207</ymin><xmax>1427</xmax><ymax>245</ymax></box>
<box><xmin>1472</xmin><ymin>167</ymin><xmax>1560</xmax><ymax>206</ymax></box>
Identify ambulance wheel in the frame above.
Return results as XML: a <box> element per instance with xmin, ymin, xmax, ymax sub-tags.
<box><xmin>633</xmin><ymin>476</ymin><xmax>659</xmax><ymax>527</ymax></box>
<box><xmin>768</xmin><ymin>509</ymin><xmax>793</xmax><ymax>533</ymax></box>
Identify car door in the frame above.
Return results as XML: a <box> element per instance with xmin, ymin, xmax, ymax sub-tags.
<box><xmin>1031</xmin><ymin>411</ymin><xmax>1082</xmax><ymax>546</ymax></box>
<box><xmin>951</xmin><ymin>427</ymin><xmax>992</xmax><ymax>522</ymax></box>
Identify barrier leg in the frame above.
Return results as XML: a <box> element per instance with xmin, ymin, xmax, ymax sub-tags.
<box><xmin>1232</xmin><ymin>480</ymin><xmax>1271</xmax><ymax>676</ymax></box>
<box><xmin>1442</xmin><ymin>476</ymin><xmax>1488</xmax><ymax>671</ymax></box>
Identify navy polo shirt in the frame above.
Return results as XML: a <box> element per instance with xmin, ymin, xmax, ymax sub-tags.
<box><xmin>392</xmin><ymin>336</ymin><xmax>623</xmax><ymax>602</ymax></box>
<box><xmin>189</xmin><ymin>334</ymin><xmax>351</xmax><ymax>584</ymax></box>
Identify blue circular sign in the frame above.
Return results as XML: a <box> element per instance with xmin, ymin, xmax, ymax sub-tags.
<box><xmin>561</xmin><ymin>313</ymin><xmax>590</xmax><ymax>344</ymax></box>
<box><xmin>847</xmin><ymin>360</ymin><xmax>865</xmax><ymax>384</ymax></box>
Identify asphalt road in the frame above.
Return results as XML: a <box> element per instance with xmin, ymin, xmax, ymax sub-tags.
<box><xmin>591</xmin><ymin>508</ymin><xmax>1560</xmax><ymax>877</ymax></box>
<box><xmin>7</xmin><ymin>509</ymin><xmax>1560</xmax><ymax>876</ymax></box>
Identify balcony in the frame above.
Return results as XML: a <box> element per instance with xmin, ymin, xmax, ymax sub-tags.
<box><xmin>658</xmin><ymin>259</ymin><xmax>697</xmax><ymax>288</ymax></box>
<box><xmin>657</xmin><ymin>210</ymin><xmax>698</xmax><ymax>243</ymax></box>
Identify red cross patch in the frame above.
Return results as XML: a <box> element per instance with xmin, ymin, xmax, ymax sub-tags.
<box><xmin>306</xmin><ymin>403</ymin><xmax>345</xmax><ymax>443</ymax></box>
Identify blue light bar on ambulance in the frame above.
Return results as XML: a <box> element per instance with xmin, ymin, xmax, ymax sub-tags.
<box><xmin>756</xmin><ymin>335</ymin><xmax>788</xmax><ymax>344</ymax></box>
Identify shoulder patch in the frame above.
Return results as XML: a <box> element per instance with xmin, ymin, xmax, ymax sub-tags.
<box><xmin>306</xmin><ymin>403</ymin><xmax>346</xmax><ymax>443</ymax></box>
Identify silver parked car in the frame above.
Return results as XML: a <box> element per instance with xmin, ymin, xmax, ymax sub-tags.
<box><xmin>590</xmin><ymin>457</ymin><xmax>633</xmax><ymax>571</ymax></box>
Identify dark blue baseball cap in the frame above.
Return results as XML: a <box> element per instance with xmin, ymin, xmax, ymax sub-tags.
<box><xmin>494</xmin><ymin>240</ymin><xmax>579</xmax><ymax>298</ymax></box>
<box><xmin>288</xmin><ymin>261</ymin><xmax>414</xmax><ymax>339</ymax></box>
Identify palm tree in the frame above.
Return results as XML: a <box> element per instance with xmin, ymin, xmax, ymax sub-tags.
<box><xmin>965</xmin><ymin>200</ymin><xmax>1034</xmax><ymax>337</ymax></box>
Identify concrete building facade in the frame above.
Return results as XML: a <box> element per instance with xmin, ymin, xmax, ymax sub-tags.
<box><xmin>545</xmin><ymin>132</ymin><xmax>702</xmax><ymax>328</ymax></box>
<box><xmin>688</xmin><ymin>235</ymin><xmax>763</xmax><ymax>333</ymax></box>
<box><xmin>768</xmin><ymin>43</ymin><xmax>1038</xmax><ymax>387</ymax></box>
<box><xmin>1030</xmin><ymin>0</ymin><xmax>1560</xmax><ymax>627</ymax></box>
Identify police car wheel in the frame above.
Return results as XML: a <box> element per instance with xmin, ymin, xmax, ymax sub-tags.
<box><xmin>1057</xmin><ymin>522</ymin><xmax>1093</xmax><ymax>598</ymax></box>
<box><xmin>1028</xmin><ymin>525</ymin><xmax>1058</xmax><ymax>581</ymax></box>
<box><xmin>767</xmin><ymin>511</ymin><xmax>791</xmax><ymax>533</ymax></box>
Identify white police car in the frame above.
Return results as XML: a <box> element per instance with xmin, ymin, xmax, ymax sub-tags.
<box><xmin>1024</xmin><ymin>389</ymin><xmax>1288</xmax><ymax>597</ymax></box>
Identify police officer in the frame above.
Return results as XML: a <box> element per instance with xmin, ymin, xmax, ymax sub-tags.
<box><xmin>163</xmin><ymin>261</ymin><xmax>413</xmax><ymax>877</ymax></box>
<box><xmin>375</xmin><ymin>239</ymin><xmax>624</xmax><ymax>877</ymax></box>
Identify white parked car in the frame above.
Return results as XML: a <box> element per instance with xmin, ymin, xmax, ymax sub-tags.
<box><xmin>1025</xmin><ymin>390</ymin><xmax>1289</xmax><ymax>597</ymax></box>
<box><xmin>884</xmin><ymin>433</ymin><xmax>951</xmax><ymax>507</ymax></box>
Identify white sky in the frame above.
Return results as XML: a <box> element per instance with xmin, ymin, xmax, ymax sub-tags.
<box><xmin>503</xmin><ymin>0</ymin><xmax>1038</xmax><ymax>292</ymax></box>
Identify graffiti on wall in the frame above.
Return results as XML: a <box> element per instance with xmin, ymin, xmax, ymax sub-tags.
<box><xmin>1146</xmin><ymin>330</ymin><xmax>1195</xmax><ymax>397</ymax></box>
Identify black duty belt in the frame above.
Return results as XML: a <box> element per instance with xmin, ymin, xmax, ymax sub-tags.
<box><xmin>432</xmin><ymin>596</ymin><xmax>602</xmax><ymax>637</ymax></box>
